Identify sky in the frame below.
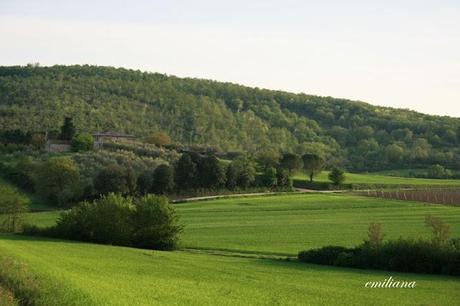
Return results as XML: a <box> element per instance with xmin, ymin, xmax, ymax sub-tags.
<box><xmin>1</xmin><ymin>0</ymin><xmax>459</xmax><ymax>117</ymax></box>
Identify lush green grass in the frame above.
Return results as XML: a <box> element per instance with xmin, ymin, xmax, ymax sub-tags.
<box><xmin>294</xmin><ymin>171</ymin><xmax>460</xmax><ymax>186</ymax></box>
<box><xmin>1</xmin><ymin>235</ymin><xmax>459</xmax><ymax>306</ymax></box>
<box><xmin>176</xmin><ymin>194</ymin><xmax>460</xmax><ymax>254</ymax></box>
<box><xmin>371</xmin><ymin>169</ymin><xmax>460</xmax><ymax>178</ymax></box>
<box><xmin>25</xmin><ymin>194</ymin><xmax>460</xmax><ymax>256</ymax></box>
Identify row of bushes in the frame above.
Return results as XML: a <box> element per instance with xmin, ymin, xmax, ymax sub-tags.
<box><xmin>298</xmin><ymin>217</ymin><xmax>460</xmax><ymax>275</ymax></box>
<box><xmin>24</xmin><ymin>193</ymin><xmax>183</xmax><ymax>250</ymax></box>
<box><xmin>298</xmin><ymin>239</ymin><xmax>460</xmax><ymax>275</ymax></box>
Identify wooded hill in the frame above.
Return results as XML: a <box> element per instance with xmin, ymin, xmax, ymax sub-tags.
<box><xmin>0</xmin><ymin>65</ymin><xmax>459</xmax><ymax>171</ymax></box>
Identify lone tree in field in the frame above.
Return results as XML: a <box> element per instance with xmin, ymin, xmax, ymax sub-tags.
<box><xmin>279</xmin><ymin>153</ymin><xmax>303</xmax><ymax>175</ymax></box>
<box><xmin>328</xmin><ymin>168</ymin><xmax>346</xmax><ymax>185</ymax></box>
<box><xmin>60</xmin><ymin>116</ymin><xmax>76</xmax><ymax>140</ymax></box>
<box><xmin>425</xmin><ymin>214</ymin><xmax>450</xmax><ymax>245</ymax></box>
<box><xmin>365</xmin><ymin>222</ymin><xmax>385</xmax><ymax>248</ymax></box>
<box><xmin>302</xmin><ymin>153</ymin><xmax>324</xmax><ymax>183</ymax></box>
<box><xmin>0</xmin><ymin>186</ymin><xmax>28</xmax><ymax>232</ymax></box>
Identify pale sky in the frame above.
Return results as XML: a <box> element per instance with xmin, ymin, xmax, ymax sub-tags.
<box><xmin>1</xmin><ymin>0</ymin><xmax>459</xmax><ymax>117</ymax></box>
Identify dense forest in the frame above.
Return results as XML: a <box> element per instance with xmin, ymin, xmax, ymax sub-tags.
<box><xmin>0</xmin><ymin>65</ymin><xmax>459</xmax><ymax>171</ymax></box>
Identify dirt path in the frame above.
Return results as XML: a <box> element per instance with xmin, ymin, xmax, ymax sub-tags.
<box><xmin>172</xmin><ymin>188</ymin><xmax>346</xmax><ymax>203</ymax></box>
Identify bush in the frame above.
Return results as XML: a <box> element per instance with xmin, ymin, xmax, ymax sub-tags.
<box><xmin>93</xmin><ymin>164</ymin><xmax>136</xmax><ymax>196</ymax></box>
<box><xmin>0</xmin><ymin>185</ymin><xmax>28</xmax><ymax>232</ymax></box>
<box><xmin>71</xmin><ymin>133</ymin><xmax>94</xmax><ymax>152</ymax></box>
<box><xmin>131</xmin><ymin>195</ymin><xmax>183</xmax><ymax>250</ymax></box>
<box><xmin>24</xmin><ymin>194</ymin><xmax>182</xmax><ymax>250</ymax></box>
<box><xmin>34</xmin><ymin>157</ymin><xmax>81</xmax><ymax>206</ymax></box>
<box><xmin>152</xmin><ymin>164</ymin><xmax>174</xmax><ymax>194</ymax></box>
<box><xmin>54</xmin><ymin>193</ymin><xmax>134</xmax><ymax>245</ymax></box>
<box><xmin>328</xmin><ymin>168</ymin><xmax>346</xmax><ymax>185</ymax></box>
<box><xmin>298</xmin><ymin>246</ymin><xmax>352</xmax><ymax>265</ymax></box>
<box><xmin>298</xmin><ymin>238</ymin><xmax>460</xmax><ymax>275</ymax></box>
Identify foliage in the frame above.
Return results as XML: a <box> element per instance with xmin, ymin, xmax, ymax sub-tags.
<box><xmin>279</xmin><ymin>153</ymin><xmax>302</xmax><ymax>175</ymax></box>
<box><xmin>24</xmin><ymin>194</ymin><xmax>182</xmax><ymax>250</ymax></box>
<box><xmin>260</xmin><ymin>167</ymin><xmax>277</xmax><ymax>187</ymax></box>
<box><xmin>427</xmin><ymin>164</ymin><xmax>452</xmax><ymax>179</ymax></box>
<box><xmin>302</xmin><ymin>153</ymin><xmax>324</xmax><ymax>182</ymax></box>
<box><xmin>298</xmin><ymin>219</ymin><xmax>460</xmax><ymax>276</ymax></box>
<box><xmin>231</xmin><ymin>156</ymin><xmax>257</xmax><ymax>188</ymax></box>
<box><xmin>152</xmin><ymin>164</ymin><xmax>174</xmax><ymax>194</ymax></box>
<box><xmin>93</xmin><ymin>164</ymin><xmax>136</xmax><ymax>196</ymax></box>
<box><xmin>59</xmin><ymin>117</ymin><xmax>75</xmax><ymax>141</ymax></box>
<box><xmin>275</xmin><ymin>167</ymin><xmax>292</xmax><ymax>188</ymax></box>
<box><xmin>34</xmin><ymin>157</ymin><xmax>81</xmax><ymax>206</ymax></box>
<box><xmin>1</xmin><ymin>65</ymin><xmax>459</xmax><ymax>171</ymax></box>
<box><xmin>145</xmin><ymin>132</ymin><xmax>171</xmax><ymax>147</ymax></box>
<box><xmin>174</xmin><ymin>153</ymin><xmax>197</xmax><ymax>189</ymax></box>
<box><xmin>54</xmin><ymin>193</ymin><xmax>134</xmax><ymax>246</ymax></box>
<box><xmin>136</xmin><ymin>170</ymin><xmax>155</xmax><ymax>195</ymax></box>
<box><xmin>425</xmin><ymin>214</ymin><xmax>450</xmax><ymax>245</ymax></box>
<box><xmin>365</xmin><ymin>223</ymin><xmax>384</xmax><ymax>248</ymax></box>
<box><xmin>71</xmin><ymin>133</ymin><xmax>94</xmax><ymax>152</ymax></box>
<box><xmin>131</xmin><ymin>195</ymin><xmax>183</xmax><ymax>250</ymax></box>
<box><xmin>0</xmin><ymin>186</ymin><xmax>28</xmax><ymax>232</ymax></box>
<box><xmin>328</xmin><ymin>168</ymin><xmax>345</xmax><ymax>185</ymax></box>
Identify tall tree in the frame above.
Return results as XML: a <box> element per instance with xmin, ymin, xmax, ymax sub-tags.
<box><xmin>302</xmin><ymin>153</ymin><xmax>324</xmax><ymax>183</ymax></box>
<box><xmin>60</xmin><ymin>116</ymin><xmax>76</xmax><ymax>140</ymax></box>
<box><xmin>152</xmin><ymin>165</ymin><xmax>174</xmax><ymax>194</ymax></box>
<box><xmin>280</xmin><ymin>153</ymin><xmax>303</xmax><ymax>175</ymax></box>
<box><xmin>174</xmin><ymin>153</ymin><xmax>198</xmax><ymax>189</ymax></box>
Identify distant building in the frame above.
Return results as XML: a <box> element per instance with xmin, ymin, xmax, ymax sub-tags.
<box><xmin>45</xmin><ymin>139</ymin><xmax>72</xmax><ymax>152</ymax></box>
<box><xmin>93</xmin><ymin>131</ymin><xmax>137</xmax><ymax>149</ymax></box>
<box><xmin>44</xmin><ymin>131</ymin><xmax>137</xmax><ymax>152</ymax></box>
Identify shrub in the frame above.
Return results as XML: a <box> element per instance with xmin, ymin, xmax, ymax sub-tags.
<box><xmin>71</xmin><ymin>133</ymin><xmax>94</xmax><ymax>152</ymax></box>
<box><xmin>152</xmin><ymin>164</ymin><xmax>174</xmax><ymax>194</ymax></box>
<box><xmin>425</xmin><ymin>214</ymin><xmax>450</xmax><ymax>245</ymax></box>
<box><xmin>298</xmin><ymin>246</ymin><xmax>352</xmax><ymax>265</ymax></box>
<box><xmin>137</xmin><ymin>170</ymin><xmax>155</xmax><ymax>195</ymax></box>
<box><xmin>24</xmin><ymin>194</ymin><xmax>183</xmax><ymax>250</ymax></box>
<box><xmin>0</xmin><ymin>186</ymin><xmax>28</xmax><ymax>232</ymax></box>
<box><xmin>131</xmin><ymin>195</ymin><xmax>183</xmax><ymax>250</ymax></box>
<box><xmin>298</xmin><ymin>220</ymin><xmax>460</xmax><ymax>276</ymax></box>
<box><xmin>328</xmin><ymin>168</ymin><xmax>345</xmax><ymax>185</ymax></box>
<box><xmin>34</xmin><ymin>157</ymin><xmax>81</xmax><ymax>206</ymax></box>
<box><xmin>261</xmin><ymin>167</ymin><xmax>277</xmax><ymax>187</ymax></box>
<box><xmin>54</xmin><ymin>193</ymin><xmax>134</xmax><ymax>245</ymax></box>
<box><xmin>93</xmin><ymin>164</ymin><xmax>136</xmax><ymax>196</ymax></box>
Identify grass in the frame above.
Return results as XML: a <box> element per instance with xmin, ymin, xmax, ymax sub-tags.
<box><xmin>24</xmin><ymin>194</ymin><xmax>460</xmax><ymax>255</ymax></box>
<box><xmin>294</xmin><ymin>171</ymin><xmax>460</xmax><ymax>186</ymax></box>
<box><xmin>0</xmin><ymin>235</ymin><xmax>459</xmax><ymax>306</ymax></box>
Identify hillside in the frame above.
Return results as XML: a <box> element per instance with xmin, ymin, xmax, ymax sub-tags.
<box><xmin>0</xmin><ymin>65</ymin><xmax>459</xmax><ymax>171</ymax></box>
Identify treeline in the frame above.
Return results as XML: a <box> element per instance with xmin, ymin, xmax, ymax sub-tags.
<box><xmin>298</xmin><ymin>216</ymin><xmax>460</xmax><ymax>276</ymax></box>
<box><xmin>0</xmin><ymin>65</ymin><xmax>459</xmax><ymax>171</ymax></box>
<box><xmin>1</xmin><ymin>149</ymin><xmax>310</xmax><ymax>207</ymax></box>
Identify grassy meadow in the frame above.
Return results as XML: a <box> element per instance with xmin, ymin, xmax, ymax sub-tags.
<box><xmin>3</xmin><ymin>190</ymin><xmax>460</xmax><ymax>305</ymax></box>
<box><xmin>24</xmin><ymin>194</ymin><xmax>460</xmax><ymax>255</ymax></box>
<box><xmin>293</xmin><ymin>171</ymin><xmax>460</xmax><ymax>187</ymax></box>
<box><xmin>0</xmin><ymin>235</ymin><xmax>459</xmax><ymax>306</ymax></box>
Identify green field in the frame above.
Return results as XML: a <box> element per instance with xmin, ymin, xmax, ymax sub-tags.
<box><xmin>24</xmin><ymin>194</ymin><xmax>460</xmax><ymax>255</ymax></box>
<box><xmin>294</xmin><ymin>171</ymin><xmax>460</xmax><ymax>186</ymax></box>
<box><xmin>3</xmin><ymin>193</ymin><xmax>460</xmax><ymax>305</ymax></box>
<box><xmin>1</xmin><ymin>235</ymin><xmax>459</xmax><ymax>306</ymax></box>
